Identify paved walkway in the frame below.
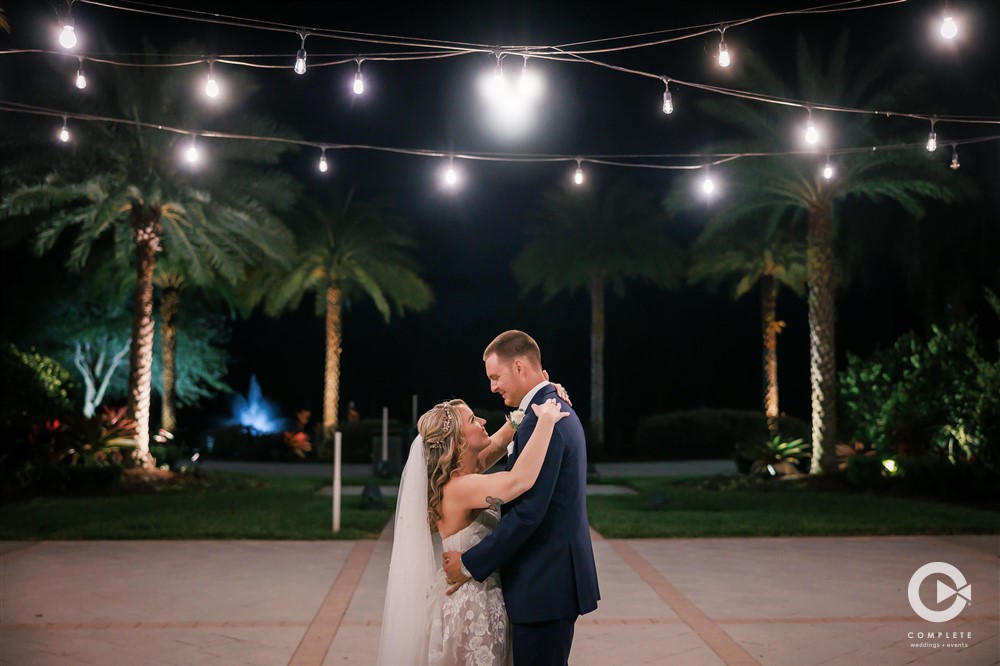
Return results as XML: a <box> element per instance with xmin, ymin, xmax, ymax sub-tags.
<box><xmin>2</xmin><ymin>530</ymin><xmax>996</xmax><ymax>665</ymax></box>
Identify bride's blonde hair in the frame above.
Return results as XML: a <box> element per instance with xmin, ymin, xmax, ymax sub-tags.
<box><xmin>418</xmin><ymin>399</ymin><xmax>467</xmax><ymax>533</ymax></box>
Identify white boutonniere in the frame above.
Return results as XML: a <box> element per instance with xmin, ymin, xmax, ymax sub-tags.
<box><xmin>507</xmin><ymin>409</ymin><xmax>525</xmax><ymax>432</ymax></box>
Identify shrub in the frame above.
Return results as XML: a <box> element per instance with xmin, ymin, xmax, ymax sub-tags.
<box><xmin>0</xmin><ymin>343</ymin><xmax>78</xmax><ymax>493</ymax></box>
<box><xmin>736</xmin><ymin>436</ymin><xmax>810</xmax><ymax>476</ymax></box>
<box><xmin>634</xmin><ymin>409</ymin><xmax>810</xmax><ymax>461</ymax></box>
<box><xmin>840</xmin><ymin>300</ymin><xmax>1000</xmax><ymax>470</ymax></box>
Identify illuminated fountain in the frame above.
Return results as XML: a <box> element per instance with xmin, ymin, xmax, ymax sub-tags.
<box><xmin>229</xmin><ymin>375</ymin><xmax>285</xmax><ymax>433</ymax></box>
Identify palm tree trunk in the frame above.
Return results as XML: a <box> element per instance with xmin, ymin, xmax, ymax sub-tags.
<box><xmin>127</xmin><ymin>206</ymin><xmax>162</xmax><ymax>468</ymax></box>
<box><xmin>160</xmin><ymin>281</ymin><xmax>181</xmax><ymax>434</ymax></box>
<box><xmin>807</xmin><ymin>205</ymin><xmax>837</xmax><ymax>474</ymax></box>
<box><xmin>590</xmin><ymin>273</ymin><xmax>605</xmax><ymax>454</ymax></box>
<box><xmin>761</xmin><ymin>275</ymin><xmax>780</xmax><ymax>437</ymax></box>
<box><xmin>323</xmin><ymin>285</ymin><xmax>344</xmax><ymax>441</ymax></box>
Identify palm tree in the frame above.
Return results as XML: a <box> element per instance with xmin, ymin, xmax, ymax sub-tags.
<box><xmin>1</xmin><ymin>45</ymin><xmax>298</xmax><ymax>464</ymax></box>
<box><xmin>684</xmin><ymin>34</ymin><xmax>970</xmax><ymax>473</ymax></box>
<box><xmin>513</xmin><ymin>181</ymin><xmax>681</xmax><ymax>450</ymax></box>
<box><xmin>259</xmin><ymin>190</ymin><xmax>433</xmax><ymax>440</ymax></box>
<box><xmin>688</xmin><ymin>218</ymin><xmax>807</xmax><ymax>435</ymax></box>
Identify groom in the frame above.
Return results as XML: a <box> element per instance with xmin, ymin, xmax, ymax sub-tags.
<box><xmin>443</xmin><ymin>330</ymin><xmax>600</xmax><ymax>665</ymax></box>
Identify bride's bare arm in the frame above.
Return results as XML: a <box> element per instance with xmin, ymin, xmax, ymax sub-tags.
<box><xmin>451</xmin><ymin>400</ymin><xmax>567</xmax><ymax>510</ymax></box>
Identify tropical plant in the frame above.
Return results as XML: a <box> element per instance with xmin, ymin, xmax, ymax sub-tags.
<box><xmin>737</xmin><ymin>436</ymin><xmax>810</xmax><ymax>477</ymax></box>
<box><xmin>0</xmin><ymin>43</ymin><xmax>298</xmax><ymax>463</ymax></box>
<box><xmin>672</xmin><ymin>34</ymin><xmax>971</xmax><ymax>473</ymax></box>
<box><xmin>688</xmin><ymin>216</ymin><xmax>807</xmax><ymax>435</ymax></box>
<box><xmin>257</xmin><ymin>189</ymin><xmax>433</xmax><ymax>440</ymax></box>
<box><xmin>513</xmin><ymin>181</ymin><xmax>681</xmax><ymax>449</ymax></box>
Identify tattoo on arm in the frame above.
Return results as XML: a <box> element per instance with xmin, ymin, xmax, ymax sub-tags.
<box><xmin>485</xmin><ymin>496</ymin><xmax>504</xmax><ymax>512</ymax></box>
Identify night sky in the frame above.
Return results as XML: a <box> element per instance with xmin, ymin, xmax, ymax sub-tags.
<box><xmin>1</xmin><ymin>1</ymin><xmax>998</xmax><ymax>450</ymax></box>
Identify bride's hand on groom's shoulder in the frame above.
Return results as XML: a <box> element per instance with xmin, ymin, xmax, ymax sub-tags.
<box><xmin>531</xmin><ymin>398</ymin><xmax>569</xmax><ymax>423</ymax></box>
<box><xmin>542</xmin><ymin>370</ymin><xmax>572</xmax><ymax>406</ymax></box>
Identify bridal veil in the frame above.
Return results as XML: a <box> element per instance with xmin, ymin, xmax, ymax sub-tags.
<box><xmin>376</xmin><ymin>435</ymin><xmax>435</xmax><ymax>666</ymax></box>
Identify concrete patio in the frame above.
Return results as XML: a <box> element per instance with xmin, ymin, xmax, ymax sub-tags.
<box><xmin>2</xmin><ymin>529</ymin><xmax>996</xmax><ymax>665</ymax></box>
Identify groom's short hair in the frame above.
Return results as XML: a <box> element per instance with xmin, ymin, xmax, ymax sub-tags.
<box><xmin>484</xmin><ymin>330</ymin><xmax>541</xmax><ymax>367</ymax></box>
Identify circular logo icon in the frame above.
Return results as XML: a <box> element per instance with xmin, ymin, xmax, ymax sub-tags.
<box><xmin>908</xmin><ymin>562</ymin><xmax>972</xmax><ymax>623</ymax></box>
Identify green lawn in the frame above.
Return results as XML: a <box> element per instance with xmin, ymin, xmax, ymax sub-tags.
<box><xmin>3</xmin><ymin>472</ymin><xmax>996</xmax><ymax>541</ymax></box>
<box><xmin>0</xmin><ymin>473</ymin><xmax>395</xmax><ymax>540</ymax></box>
<box><xmin>586</xmin><ymin>477</ymin><xmax>999</xmax><ymax>538</ymax></box>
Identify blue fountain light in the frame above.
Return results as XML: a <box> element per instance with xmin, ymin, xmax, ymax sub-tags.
<box><xmin>230</xmin><ymin>375</ymin><xmax>286</xmax><ymax>433</ymax></box>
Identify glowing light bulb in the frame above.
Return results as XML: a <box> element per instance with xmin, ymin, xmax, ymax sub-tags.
<box><xmin>663</xmin><ymin>90</ymin><xmax>673</xmax><ymax>115</ymax></box>
<box><xmin>445</xmin><ymin>166</ymin><xmax>457</xmax><ymax>185</ymax></box>
<box><xmin>59</xmin><ymin>23</ymin><xmax>78</xmax><ymax>49</ymax></box>
<box><xmin>823</xmin><ymin>162</ymin><xmax>834</xmax><ymax>180</ymax></box>
<box><xmin>941</xmin><ymin>16</ymin><xmax>957</xmax><ymax>39</ymax></box>
<box><xmin>702</xmin><ymin>176</ymin><xmax>715</xmax><ymax>195</ymax></box>
<box><xmin>950</xmin><ymin>147</ymin><xmax>960</xmax><ymax>170</ymax></box>
<box><xmin>294</xmin><ymin>48</ymin><xmax>307</xmax><ymax>75</ymax></box>
<box><xmin>926</xmin><ymin>131</ymin><xmax>937</xmax><ymax>152</ymax></box>
<box><xmin>718</xmin><ymin>40</ymin><xmax>731</xmax><ymax>68</ymax></box>
<box><xmin>353</xmin><ymin>71</ymin><xmax>364</xmax><ymax>95</ymax></box>
<box><xmin>318</xmin><ymin>153</ymin><xmax>329</xmax><ymax>173</ymax></box>
<box><xmin>205</xmin><ymin>74</ymin><xmax>219</xmax><ymax>98</ymax></box>
<box><xmin>75</xmin><ymin>66</ymin><xmax>87</xmax><ymax>90</ymax></box>
<box><xmin>805</xmin><ymin>120</ymin><xmax>819</xmax><ymax>145</ymax></box>
<box><xmin>186</xmin><ymin>142</ymin><xmax>200</xmax><ymax>164</ymax></box>
<box><xmin>574</xmin><ymin>163</ymin><xmax>584</xmax><ymax>185</ymax></box>
<box><xmin>58</xmin><ymin>119</ymin><xmax>70</xmax><ymax>143</ymax></box>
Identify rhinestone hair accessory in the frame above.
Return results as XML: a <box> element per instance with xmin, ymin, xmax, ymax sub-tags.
<box><xmin>439</xmin><ymin>404</ymin><xmax>453</xmax><ymax>435</ymax></box>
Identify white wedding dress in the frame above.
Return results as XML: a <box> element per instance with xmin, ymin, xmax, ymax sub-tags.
<box><xmin>426</xmin><ymin>509</ymin><xmax>512</xmax><ymax>666</ymax></box>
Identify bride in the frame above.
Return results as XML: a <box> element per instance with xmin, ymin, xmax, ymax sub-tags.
<box><xmin>377</xmin><ymin>397</ymin><xmax>568</xmax><ymax>666</ymax></box>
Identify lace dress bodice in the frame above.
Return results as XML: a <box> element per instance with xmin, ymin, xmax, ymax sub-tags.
<box><xmin>426</xmin><ymin>509</ymin><xmax>511</xmax><ymax>666</ymax></box>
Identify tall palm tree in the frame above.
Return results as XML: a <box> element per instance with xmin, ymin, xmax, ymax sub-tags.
<box><xmin>1</xmin><ymin>45</ymin><xmax>298</xmax><ymax>464</ymax></box>
<box><xmin>513</xmin><ymin>181</ymin><xmax>681</xmax><ymax>450</ymax></box>
<box><xmin>688</xmin><ymin>218</ymin><xmax>807</xmax><ymax>435</ymax></box>
<box><xmin>259</xmin><ymin>190</ymin><xmax>433</xmax><ymax>439</ymax></box>
<box><xmin>685</xmin><ymin>34</ymin><xmax>970</xmax><ymax>472</ymax></box>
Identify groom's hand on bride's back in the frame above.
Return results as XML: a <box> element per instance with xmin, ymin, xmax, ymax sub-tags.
<box><xmin>442</xmin><ymin>551</ymin><xmax>470</xmax><ymax>595</ymax></box>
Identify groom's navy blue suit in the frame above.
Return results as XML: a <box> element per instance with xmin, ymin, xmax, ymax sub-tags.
<box><xmin>463</xmin><ymin>383</ymin><xmax>600</xmax><ymax>665</ymax></box>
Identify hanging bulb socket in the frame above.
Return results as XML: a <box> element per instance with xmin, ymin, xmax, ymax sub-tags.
<box><xmin>950</xmin><ymin>146</ymin><xmax>960</xmax><ymax>170</ymax></box>
<box><xmin>353</xmin><ymin>59</ymin><xmax>365</xmax><ymax>95</ymax></box>
<box><xmin>717</xmin><ymin>27</ymin><xmax>731</xmax><ymax>67</ymax></box>
<box><xmin>205</xmin><ymin>61</ymin><xmax>219</xmax><ymax>98</ymax></box>
<box><xmin>59</xmin><ymin>19</ymin><xmax>78</xmax><ymax>50</ymax></box>
<box><xmin>941</xmin><ymin>16</ymin><xmax>957</xmax><ymax>39</ymax></box>
<box><xmin>294</xmin><ymin>33</ymin><xmax>308</xmax><ymax>75</ymax></box>
<box><xmin>75</xmin><ymin>59</ymin><xmax>87</xmax><ymax>90</ymax></box>
<box><xmin>662</xmin><ymin>79</ymin><xmax>674</xmax><ymax>115</ymax></box>
<box><xmin>822</xmin><ymin>158</ymin><xmax>834</xmax><ymax>180</ymax></box>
